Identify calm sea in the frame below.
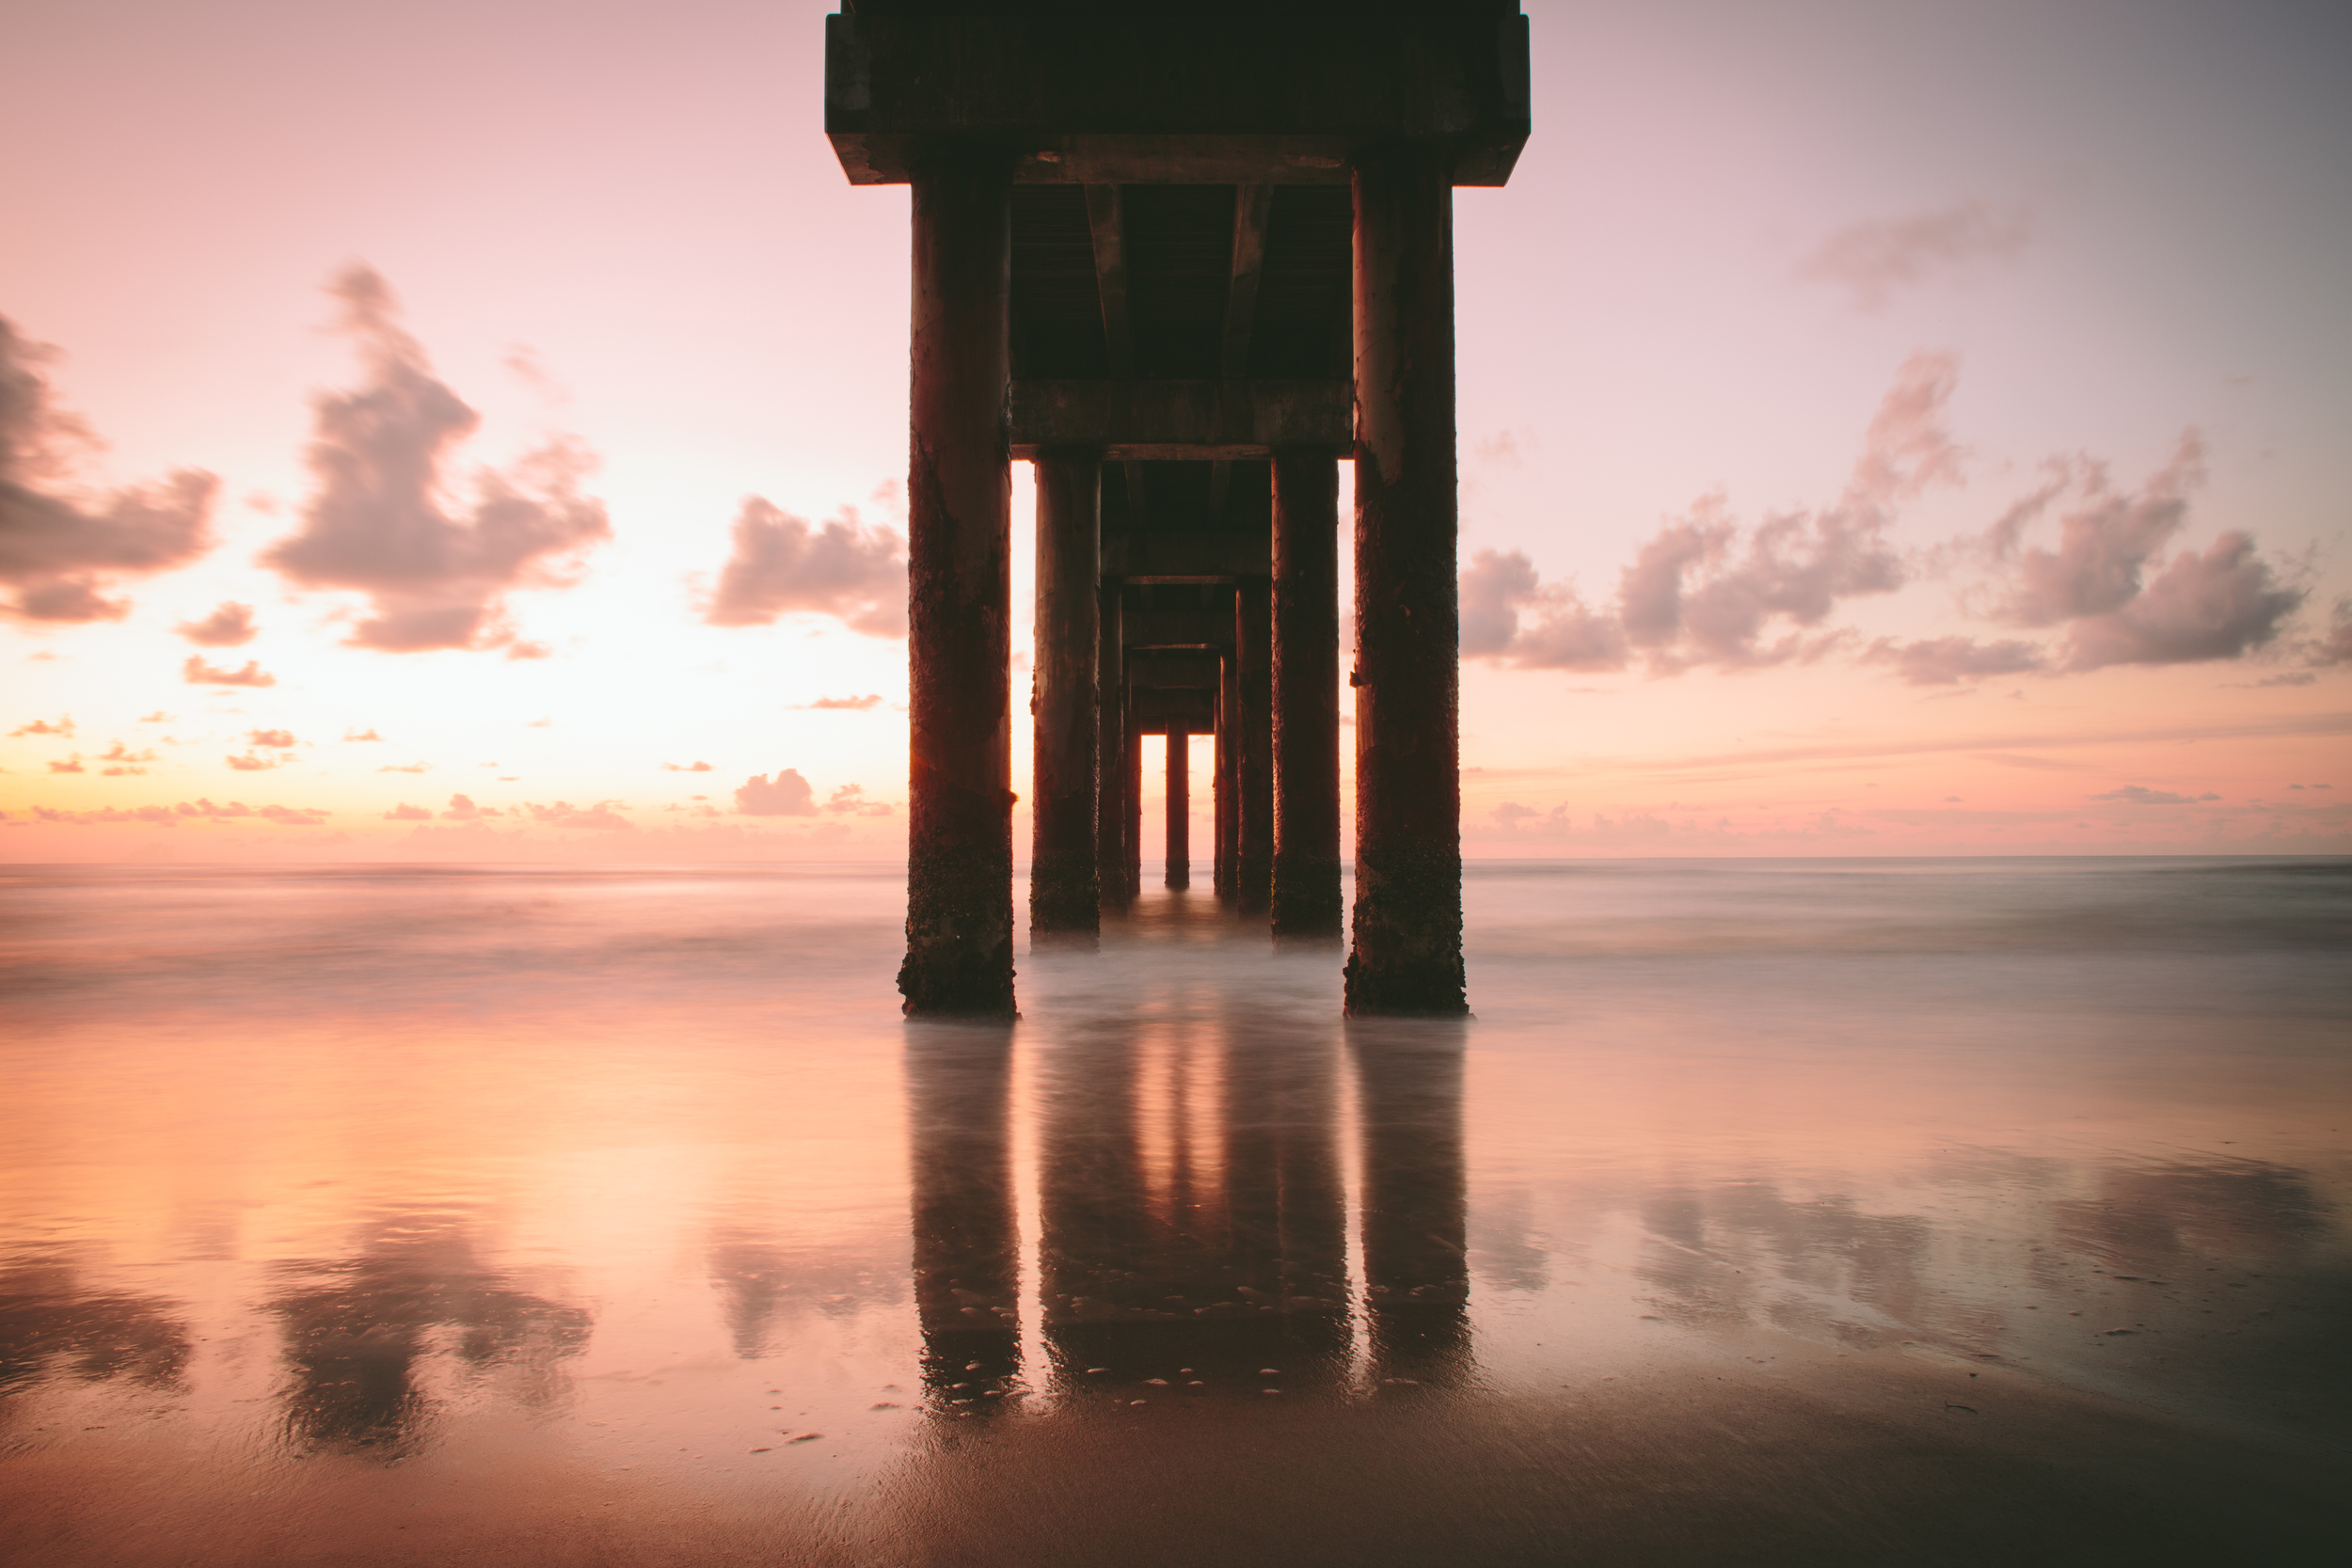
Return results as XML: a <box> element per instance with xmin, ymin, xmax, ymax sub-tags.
<box><xmin>3</xmin><ymin>858</ymin><xmax>2346</xmax><ymax>1565</ymax></box>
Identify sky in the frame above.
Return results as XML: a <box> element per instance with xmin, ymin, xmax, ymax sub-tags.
<box><xmin>2</xmin><ymin>0</ymin><xmax>2346</xmax><ymax>863</ymax></box>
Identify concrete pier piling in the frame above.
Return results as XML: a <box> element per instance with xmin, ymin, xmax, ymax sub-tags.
<box><xmin>899</xmin><ymin>151</ymin><xmax>1015</xmax><ymax>1018</ymax></box>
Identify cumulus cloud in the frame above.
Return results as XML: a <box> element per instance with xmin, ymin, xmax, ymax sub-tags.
<box><xmin>661</xmin><ymin>760</ymin><xmax>713</xmax><ymax>772</ymax></box>
<box><xmin>735</xmin><ymin>768</ymin><xmax>817</xmax><ymax>816</ymax></box>
<box><xmin>1</xmin><ymin>317</ymin><xmax>218</xmax><ymax>622</ymax></box>
<box><xmin>225</xmin><ymin>752</ymin><xmax>284</xmax><ymax>771</ymax></box>
<box><xmin>1459</xmin><ymin>549</ymin><xmax>1626</xmax><ymax>670</ymax></box>
<box><xmin>48</xmin><ymin>758</ymin><xmax>84</xmax><ymax>773</ymax></box>
<box><xmin>344</xmin><ymin>728</ymin><xmax>384</xmax><ymax>741</ymax></box>
<box><xmin>261</xmin><ymin>265</ymin><xmax>610</xmax><ymax>653</ymax></box>
<box><xmin>799</xmin><ymin>693</ymin><xmax>885</xmax><ymax>711</ymax></box>
<box><xmin>175</xmin><ymin>601</ymin><xmax>257</xmax><ymax>646</ymax></box>
<box><xmin>704</xmin><ymin>499</ymin><xmax>904</xmax><ymax>635</ymax></box>
<box><xmin>1965</xmin><ymin>435</ymin><xmax>2304</xmax><ymax>670</ymax></box>
<box><xmin>383</xmin><ymin>803</ymin><xmax>431</xmax><ymax>820</ymax></box>
<box><xmin>1863</xmin><ymin>635</ymin><xmax>2045</xmax><ymax>686</ymax></box>
<box><xmin>1798</xmin><ymin>199</ymin><xmax>2035</xmax><ymax>311</ymax></box>
<box><xmin>1467</xmin><ymin>355</ymin><xmax>1949</xmax><ymax>674</ymax></box>
<box><xmin>247</xmin><ymin>728</ymin><xmax>296</xmax><ymax>749</ymax></box>
<box><xmin>441</xmin><ymin>793</ymin><xmax>500</xmax><ymax>821</ymax></box>
<box><xmin>2062</xmin><ymin>533</ymin><xmax>2304</xmax><ymax>671</ymax></box>
<box><xmin>98</xmin><ymin>742</ymin><xmax>156</xmax><ymax>776</ymax></box>
<box><xmin>11</xmin><ymin>715</ymin><xmax>73</xmax><ymax>737</ymax></box>
<box><xmin>183</xmin><ymin>655</ymin><xmax>277</xmax><ymax>688</ymax></box>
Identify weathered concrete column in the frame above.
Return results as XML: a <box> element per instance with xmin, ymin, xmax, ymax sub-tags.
<box><xmin>1164</xmin><ymin>720</ymin><xmax>1190</xmax><ymax>890</ymax></box>
<box><xmin>1237</xmin><ymin>577</ymin><xmax>1274</xmax><ymax>916</ymax></box>
<box><xmin>1095</xmin><ymin>581</ymin><xmax>1127</xmax><ymax>912</ymax></box>
<box><xmin>900</xmin><ymin>149</ymin><xmax>1015</xmax><ymax>1017</ymax></box>
<box><xmin>1212</xmin><ymin>683</ymin><xmax>1232</xmax><ymax>900</ymax></box>
<box><xmin>1030</xmin><ymin>447</ymin><xmax>1101</xmax><ymax>945</ymax></box>
<box><xmin>1271</xmin><ymin>451</ymin><xmax>1343</xmax><ymax>942</ymax></box>
<box><xmin>1345</xmin><ymin>147</ymin><xmax>1466</xmax><ymax>1015</ymax></box>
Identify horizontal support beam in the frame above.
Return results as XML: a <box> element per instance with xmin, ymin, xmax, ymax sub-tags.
<box><xmin>826</xmin><ymin>12</ymin><xmax>1531</xmax><ymax>189</ymax></box>
<box><xmin>1011</xmin><ymin>380</ymin><xmax>1351</xmax><ymax>458</ymax></box>
<box><xmin>1106</xmin><ymin>529</ymin><xmax>1271</xmax><ymax>579</ymax></box>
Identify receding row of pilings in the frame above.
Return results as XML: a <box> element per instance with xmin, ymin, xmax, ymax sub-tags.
<box><xmin>898</xmin><ymin>145</ymin><xmax>1465</xmax><ymax>1020</ymax></box>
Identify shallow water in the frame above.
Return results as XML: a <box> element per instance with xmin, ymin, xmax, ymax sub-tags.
<box><xmin>2</xmin><ymin>858</ymin><xmax>2346</xmax><ymax>1565</ymax></box>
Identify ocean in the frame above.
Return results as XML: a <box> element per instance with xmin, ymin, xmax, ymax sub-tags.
<box><xmin>2</xmin><ymin>858</ymin><xmax>2345</xmax><ymax>1565</ymax></box>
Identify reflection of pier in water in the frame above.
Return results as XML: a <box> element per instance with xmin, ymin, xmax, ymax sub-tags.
<box><xmin>906</xmin><ymin>980</ymin><xmax>1468</xmax><ymax>1410</ymax></box>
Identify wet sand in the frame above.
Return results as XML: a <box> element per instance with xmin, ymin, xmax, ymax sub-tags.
<box><xmin>2</xmin><ymin>859</ymin><xmax>2345</xmax><ymax>1565</ymax></box>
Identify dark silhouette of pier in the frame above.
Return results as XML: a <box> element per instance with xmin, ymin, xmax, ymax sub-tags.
<box><xmin>826</xmin><ymin>1</ymin><xmax>1530</xmax><ymax>1015</ymax></box>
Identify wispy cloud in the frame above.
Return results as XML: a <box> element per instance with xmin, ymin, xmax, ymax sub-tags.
<box><xmin>798</xmin><ymin>693</ymin><xmax>885</xmax><ymax>711</ymax></box>
<box><xmin>262</xmin><ymin>265</ymin><xmax>610</xmax><ymax>653</ymax></box>
<box><xmin>1798</xmin><ymin>199</ymin><xmax>2035</xmax><ymax>311</ymax></box>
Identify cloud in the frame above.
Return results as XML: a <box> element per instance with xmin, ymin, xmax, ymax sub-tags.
<box><xmin>261</xmin><ymin>265</ymin><xmax>611</xmax><ymax>653</ymax></box>
<box><xmin>33</xmin><ymin>804</ymin><xmax>174</xmax><ymax>826</ymax></box>
<box><xmin>441</xmin><ymin>793</ymin><xmax>500</xmax><ymax>820</ymax></box>
<box><xmin>1863</xmin><ymin>635</ymin><xmax>2046</xmax><ymax>686</ymax></box>
<box><xmin>377</xmin><ymin>762</ymin><xmax>431</xmax><ymax>773</ymax></box>
<box><xmin>2090</xmin><ymin>785</ymin><xmax>2202</xmax><ymax>806</ymax></box>
<box><xmin>175</xmin><ymin>601</ymin><xmax>257</xmax><ymax>646</ymax></box>
<box><xmin>821</xmin><ymin>783</ymin><xmax>893</xmax><ymax>816</ymax></box>
<box><xmin>1798</xmin><ymin>199</ymin><xmax>2035</xmax><ymax>311</ymax></box>
<box><xmin>1459</xmin><ymin>548</ymin><xmax>1627</xmax><ymax>670</ymax></box>
<box><xmin>225</xmin><ymin>752</ymin><xmax>284</xmax><ymax>771</ymax></box>
<box><xmin>1</xmin><ymin>317</ymin><xmax>218</xmax><ymax>622</ymax></box>
<box><xmin>36</xmin><ymin>798</ymin><xmax>329</xmax><ymax>826</ymax></box>
<box><xmin>2310</xmin><ymin>600</ymin><xmax>2352</xmax><ymax>667</ymax></box>
<box><xmin>344</xmin><ymin>728</ymin><xmax>384</xmax><ymax>741</ymax></box>
<box><xmin>11</xmin><ymin>715</ymin><xmax>73</xmax><ymax>736</ymax></box>
<box><xmin>2061</xmin><ymin>532</ymin><xmax>2305</xmax><ymax>671</ymax></box>
<box><xmin>1467</xmin><ymin>355</ymin><xmax>1950</xmax><ymax>674</ymax></box>
<box><xmin>526</xmin><ymin>800</ymin><xmax>632</xmax><ymax>830</ymax></box>
<box><xmin>1490</xmin><ymin>801</ymin><xmax>1538</xmax><ymax>828</ymax></box>
<box><xmin>138</xmin><ymin>711</ymin><xmax>172</xmax><ymax>723</ymax></box>
<box><xmin>247</xmin><ymin>729</ymin><xmax>296</xmax><ymax>749</ymax></box>
<box><xmin>661</xmin><ymin>760</ymin><xmax>713</xmax><ymax>772</ymax></box>
<box><xmin>1991</xmin><ymin>436</ymin><xmax>2202</xmax><ymax>626</ymax></box>
<box><xmin>703</xmin><ymin>499</ymin><xmax>905</xmax><ymax>636</ymax></box>
<box><xmin>735</xmin><ymin>768</ymin><xmax>817</xmax><ymax>816</ymax></box>
<box><xmin>183</xmin><ymin>655</ymin><xmax>277</xmax><ymax>688</ymax></box>
<box><xmin>48</xmin><ymin>758</ymin><xmax>84</xmax><ymax>773</ymax></box>
<box><xmin>383</xmin><ymin>803</ymin><xmax>431</xmax><ymax>820</ymax></box>
<box><xmin>799</xmin><ymin>693</ymin><xmax>886</xmax><ymax>711</ymax></box>
<box><xmin>100</xmin><ymin>742</ymin><xmax>156</xmax><ymax>766</ymax></box>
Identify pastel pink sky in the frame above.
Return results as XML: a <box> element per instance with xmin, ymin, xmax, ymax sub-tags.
<box><xmin>3</xmin><ymin>0</ymin><xmax>2345</xmax><ymax>862</ymax></box>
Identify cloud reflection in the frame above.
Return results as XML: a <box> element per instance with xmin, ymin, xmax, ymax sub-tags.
<box><xmin>264</xmin><ymin>1217</ymin><xmax>590</xmax><ymax>1455</ymax></box>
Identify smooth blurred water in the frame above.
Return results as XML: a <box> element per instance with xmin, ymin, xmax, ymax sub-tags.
<box><xmin>2</xmin><ymin>858</ymin><xmax>2345</xmax><ymax>1566</ymax></box>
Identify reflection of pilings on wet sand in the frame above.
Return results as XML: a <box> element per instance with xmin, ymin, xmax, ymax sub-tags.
<box><xmin>265</xmin><ymin>1220</ymin><xmax>590</xmax><ymax>1454</ymax></box>
<box><xmin>0</xmin><ymin>1260</ymin><xmax>192</xmax><ymax>1398</ymax></box>
<box><xmin>1350</xmin><ymin>1022</ymin><xmax>1470</xmax><ymax>1385</ymax></box>
<box><xmin>905</xmin><ymin>1025</ymin><xmax>1021</xmax><ymax>1408</ymax></box>
<box><xmin>1035</xmin><ymin>1003</ymin><xmax>1352</xmax><ymax>1394</ymax></box>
